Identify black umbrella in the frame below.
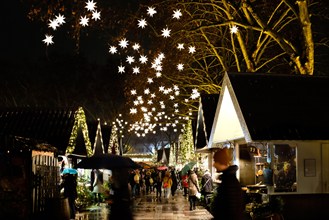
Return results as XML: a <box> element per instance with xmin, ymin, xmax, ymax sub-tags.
<box><xmin>75</xmin><ymin>154</ymin><xmax>141</xmax><ymax>170</ymax></box>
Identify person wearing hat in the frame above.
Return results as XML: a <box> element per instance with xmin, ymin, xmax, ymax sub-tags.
<box><xmin>211</xmin><ymin>147</ymin><xmax>244</xmax><ymax>220</ymax></box>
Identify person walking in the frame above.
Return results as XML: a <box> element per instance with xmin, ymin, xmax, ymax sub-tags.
<box><xmin>155</xmin><ymin>170</ymin><xmax>163</xmax><ymax>200</ymax></box>
<box><xmin>181</xmin><ymin>173</ymin><xmax>189</xmax><ymax>197</ymax></box>
<box><xmin>201</xmin><ymin>170</ymin><xmax>213</xmax><ymax>207</ymax></box>
<box><xmin>211</xmin><ymin>147</ymin><xmax>244</xmax><ymax>220</ymax></box>
<box><xmin>162</xmin><ymin>171</ymin><xmax>173</xmax><ymax>200</ymax></box>
<box><xmin>60</xmin><ymin>173</ymin><xmax>78</xmax><ymax>220</ymax></box>
<box><xmin>188</xmin><ymin>169</ymin><xmax>200</xmax><ymax>211</ymax></box>
<box><xmin>171</xmin><ymin>169</ymin><xmax>178</xmax><ymax>198</ymax></box>
<box><xmin>92</xmin><ymin>169</ymin><xmax>104</xmax><ymax>205</ymax></box>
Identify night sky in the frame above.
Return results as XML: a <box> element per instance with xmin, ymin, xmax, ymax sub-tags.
<box><xmin>0</xmin><ymin>0</ymin><xmax>126</xmax><ymax>122</ymax></box>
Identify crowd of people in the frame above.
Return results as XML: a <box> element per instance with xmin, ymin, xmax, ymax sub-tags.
<box><xmin>59</xmin><ymin>147</ymin><xmax>250</xmax><ymax>220</ymax></box>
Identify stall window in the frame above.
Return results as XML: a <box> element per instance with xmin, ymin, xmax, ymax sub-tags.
<box><xmin>273</xmin><ymin>144</ymin><xmax>297</xmax><ymax>192</ymax></box>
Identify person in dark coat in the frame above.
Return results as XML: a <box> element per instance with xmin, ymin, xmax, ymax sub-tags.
<box><xmin>60</xmin><ymin>173</ymin><xmax>78</xmax><ymax>220</ymax></box>
<box><xmin>171</xmin><ymin>169</ymin><xmax>178</xmax><ymax>197</ymax></box>
<box><xmin>211</xmin><ymin>148</ymin><xmax>244</xmax><ymax>220</ymax></box>
<box><xmin>201</xmin><ymin>170</ymin><xmax>213</xmax><ymax>206</ymax></box>
<box><xmin>109</xmin><ymin>168</ymin><xmax>133</xmax><ymax>220</ymax></box>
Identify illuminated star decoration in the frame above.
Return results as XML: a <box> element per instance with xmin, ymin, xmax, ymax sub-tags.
<box><xmin>138</xmin><ymin>18</ymin><xmax>147</xmax><ymax>28</ymax></box>
<box><xmin>107</xmin><ymin>5</ymin><xmax>200</xmax><ymax>135</ymax></box>
<box><xmin>80</xmin><ymin>15</ymin><xmax>89</xmax><ymax>26</ymax></box>
<box><xmin>85</xmin><ymin>0</ymin><xmax>97</xmax><ymax>11</ymax></box>
<box><xmin>172</xmin><ymin>9</ymin><xmax>182</xmax><ymax>19</ymax></box>
<box><xmin>147</xmin><ymin>7</ymin><xmax>157</xmax><ymax>17</ymax></box>
<box><xmin>43</xmin><ymin>35</ymin><xmax>54</xmax><ymax>46</ymax></box>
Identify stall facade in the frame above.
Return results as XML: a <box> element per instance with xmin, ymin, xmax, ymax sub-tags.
<box><xmin>206</xmin><ymin>72</ymin><xmax>329</xmax><ymax>219</ymax></box>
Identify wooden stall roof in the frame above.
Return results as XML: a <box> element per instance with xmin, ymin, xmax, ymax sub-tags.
<box><xmin>0</xmin><ymin>107</ymin><xmax>86</xmax><ymax>154</ymax></box>
<box><xmin>226</xmin><ymin>72</ymin><xmax>329</xmax><ymax>140</ymax></box>
<box><xmin>194</xmin><ymin>94</ymin><xmax>219</xmax><ymax>150</ymax></box>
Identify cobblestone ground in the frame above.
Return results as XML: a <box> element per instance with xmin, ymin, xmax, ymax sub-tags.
<box><xmin>75</xmin><ymin>190</ymin><xmax>213</xmax><ymax>220</ymax></box>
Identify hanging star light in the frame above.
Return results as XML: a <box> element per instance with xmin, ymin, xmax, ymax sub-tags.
<box><xmin>161</xmin><ymin>27</ymin><xmax>171</xmax><ymax>38</ymax></box>
<box><xmin>109</xmin><ymin>46</ymin><xmax>117</xmax><ymax>54</ymax></box>
<box><xmin>147</xmin><ymin>78</ymin><xmax>153</xmax><ymax>83</ymax></box>
<box><xmin>188</xmin><ymin>45</ymin><xmax>196</xmax><ymax>54</ymax></box>
<box><xmin>85</xmin><ymin>0</ymin><xmax>97</xmax><ymax>11</ymax></box>
<box><xmin>119</xmin><ymin>38</ymin><xmax>129</xmax><ymax>48</ymax></box>
<box><xmin>177</xmin><ymin>63</ymin><xmax>184</xmax><ymax>71</ymax></box>
<box><xmin>138</xmin><ymin>18</ymin><xmax>147</xmax><ymax>28</ymax></box>
<box><xmin>172</xmin><ymin>9</ymin><xmax>182</xmax><ymax>19</ymax></box>
<box><xmin>131</xmin><ymin>89</ymin><xmax>137</xmax><ymax>95</ymax></box>
<box><xmin>132</xmin><ymin>66</ymin><xmax>140</xmax><ymax>74</ymax></box>
<box><xmin>130</xmin><ymin>108</ymin><xmax>137</xmax><ymax>114</ymax></box>
<box><xmin>177</xmin><ymin>43</ymin><xmax>184</xmax><ymax>50</ymax></box>
<box><xmin>42</xmin><ymin>34</ymin><xmax>54</xmax><ymax>45</ymax></box>
<box><xmin>48</xmin><ymin>19</ymin><xmax>59</xmax><ymax>30</ymax></box>
<box><xmin>126</xmin><ymin>55</ymin><xmax>135</xmax><ymax>64</ymax></box>
<box><xmin>118</xmin><ymin>65</ymin><xmax>125</xmax><ymax>73</ymax></box>
<box><xmin>132</xmin><ymin>43</ymin><xmax>140</xmax><ymax>50</ymax></box>
<box><xmin>139</xmin><ymin>55</ymin><xmax>148</xmax><ymax>64</ymax></box>
<box><xmin>80</xmin><ymin>15</ymin><xmax>89</xmax><ymax>26</ymax></box>
<box><xmin>147</xmin><ymin>7</ymin><xmax>157</xmax><ymax>17</ymax></box>
<box><xmin>55</xmin><ymin>13</ymin><xmax>66</xmax><ymax>25</ymax></box>
<box><xmin>230</xmin><ymin>25</ymin><xmax>238</xmax><ymax>34</ymax></box>
<box><xmin>92</xmin><ymin>10</ymin><xmax>101</xmax><ymax>20</ymax></box>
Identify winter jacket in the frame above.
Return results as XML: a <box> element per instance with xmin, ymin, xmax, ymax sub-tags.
<box><xmin>212</xmin><ymin>165</ymin><xmax>244</xmax><ymax>220</ymax></box>
<box><xmin>201</xmin><ymin>172</ymin><xmax>213</xmax><ymax>194</ymax></box>
<box><xmin>188</xmin><ymin>171</ymin><xmax>199</xmax><ymax>196</ymax></box>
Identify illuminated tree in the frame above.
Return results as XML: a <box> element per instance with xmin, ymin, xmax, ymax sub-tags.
<box><xmin>178</xmin><ymin>120</ymin><xmax>196</xmax><ymax>164</ymax></box>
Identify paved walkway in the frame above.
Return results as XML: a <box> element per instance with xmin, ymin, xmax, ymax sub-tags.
<box><xmin>76</xmin><ymin>190</ymin><xmax>213</xmax><ymax>220</ymax></box>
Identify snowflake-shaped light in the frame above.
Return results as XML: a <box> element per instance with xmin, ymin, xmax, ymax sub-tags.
<box><xmin>119</xmin><ymin>38</ymin><xmax>129</xmax><ymax>48</ymax></box>
<box><xmin>55</xmin><ymin>14</ymin><xmax>65</xmax><ymax>25</ymax></box>
<box><xmin>85</xmin><ymin>0</ymin><xmax>97</xmax><ymax>12</ymax></box>
<box><xmin>131</xmin><ymin>90</ymin><xmax>137</xmax><ymax>95</ymax></box>
<box><xmin>147</xmin><ymin>78</ymin><xmax>153</xmax><ymax>83</ymax></box>
<box><xmin>109</xmin><ymin>46</ymin><xmax>117</xmax><ymax>54</ymax></box>
<box><xmin>80</xmin><ymin>16</ymin><xmax>89</xmax><ymax>26</ymax></box>
<box><xmin>144</xmin><ymin>88</ymin><xmax>150</xmax><ymax>94</ymax></box>
<box><xmin>139</xmin><ymin>55</ymin><xmax>148</xmax><ymax>64</ymax></box>
<box><xmin>48</xmin><ymin>19</ymin><xmax>59</xmax><ymax>30</ymax></box>
<box><xmin>118</xmin><ymin>65</ymin><xmax>125</xmax><ymax>73</ymax></box>
<box><xmin>177</xmin><ymin>63</ymin><xmax>184</xmax><ymax>71</ymax></box>
<box><xmin>188</xmin><ymin>46</ymin><xmax>196</xmax><ymax>54</ymax></box>
<box><xmin>147</xmin><ymin>7</ymin><xmax>157</xmax><ymax>17</ymax></box>
<box><xmin>42</xmin><ymin>35</ymin><xmax>54</xmax><ymax>45</ymax></box>
<box><xmin>132</xmin><ymin>43</ymin><xmax>140</xmax><ymax>50</ymax></box>
<box><xmin>138</xmin><ymin>18</ymin><xmax>147</xmax><ymax>28</ymax></box>
<box><xmin>92</xmin><ymin>10</ymin><xmax>101</xmax><ymax>20</ymax></box>
<box><xmin>172</xmin><ymin>9</ymin><xmax>182</xmax><ymax>19</ymax></box>
<box><xmin>161</xmin><ymin>27</ymin><xmax>171</xmax><ymax>38</ymax></box>
<box><xmin>230</xmin><ymin>25</ymin><xmax>238</xmax><ymax>34</ymax></box>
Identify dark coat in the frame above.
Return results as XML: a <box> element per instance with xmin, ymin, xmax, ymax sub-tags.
<box><xmin>212</xmin><ymin>165</ymin><xmax>244</xmax><ymax>220</ymax></box>
<box><xmin>60</xmin><ymin>174</ymin><xmax>77</xmax><ymax>199</ymax></box>
<box><xmin>201</xmin><ymin>172</ymin><xmax>213</xmax><ymax>194</ymax></box>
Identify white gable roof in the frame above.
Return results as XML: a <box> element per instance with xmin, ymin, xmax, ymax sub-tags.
<box><xmin>208</xmin><ymin>73</ymin><xmax>251</xmax><ymax>147</ymax></box>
